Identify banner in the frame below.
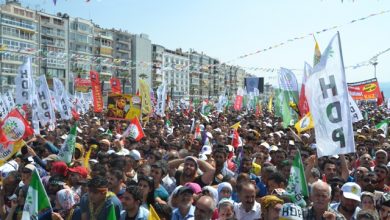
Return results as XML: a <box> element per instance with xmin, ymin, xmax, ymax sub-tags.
<box><xmin>107</xmin><ymin>94</ymin><xmax>141</xmax><ymax>120</ymax></box>
<box><xmin>3</xmin><ymin>91</ymin><xmax>15</xmax><ymax>111</ymax></box>
<box><xmin>53</xmin><ymin>78</ymin><xmax>72</xmax><ymax>120</ymax></box>
<box><xmin>0</xmin><ymin>140</ymin><xmax>24</xmax><ymax>165</ymax></box>
<box><xmin>90</xmin><ymin>71</ymin><xmax>104</xmax><ymax>113</ymax></box>
<box><xmin>0</xmin><ymin>109</ymin><xmax>34</xmax><ymax>144</ymax></box>
<box><xmin>156</xmin><ymin>84</ymin><xmax>167</xmax><ymax>117</ymax></box>
<box><xmin>276</xmin><ymin>68</ymin><xmax>299</xmax><ymax>128</ymax></box>
<box><xmin>348</xmin><ymin>78</ymin><xmax>383</xmax><ymax>104</ymax></box>
<box><xmin>305</xmin><ymin>33</ymin><xmax>355</xmax><ymax>157</ymax></box>
<box><xmin>0</xmin><ymin>96</ymin><xmax>9</xmax><ymax>119</ymax></box>
<box><xmin>74</xmin><ymin>78</ymin><xmax>92</xmax><ymax>92</ymax></box>
<box><xmin>139</xmin><ymin>79</ymin><xmax>152</xmax><ymax>115</ymax></box>
<box><xmin>348</xmin><ymin>93</ymin><xmax>363</xmax><ymax>123</ymax></box>
<box><xmin>36</xmin><ymin>75</ymin><xmax>56</xmax><ymax>127</ymax></box>
<box><xmin>110</xmin><ymin>78</ymin><xmax>121</xmax><ymax>94</ymax></box>
<box><xmin>15</xmin><ymin>57</ymin><xmax>33</xmax><ymax>106</ymax></box>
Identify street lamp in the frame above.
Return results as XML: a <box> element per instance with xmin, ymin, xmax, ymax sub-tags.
<box><xmin>370</xmin><ymin>59</ymin><xmax>378</xmax><ymax>79</ymax></box>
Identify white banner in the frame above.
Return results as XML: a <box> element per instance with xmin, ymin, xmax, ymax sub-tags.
<box><xmin>15</xmin><ymin>57</ymin><xmax>33</xmax><ymax>106</ymax></box>
<box><xmin>305</xmin><ymin>33</ymin><xmax>355</xmax><ymax>157</ymax></box>
<box><xmin>31</xmin><ymin>93</ymin><xmax>40</xmax><ymax>135</ymax></box>
<box><xmin>156</xmin><ymin>84</ymin><xmax>167</xmax><ymax>117</ymax></box>
<box><xmin>37</xmin><ymin>75</ymin><xmax>56</xmax><ymax>127</ymax></box>
<box><xmin>0</xmin><ymin>95</ymin><xmax>8</xmax><ymax>119</ymax></box>
<box><xmin>53</xmin><ymin>78</ymin><xmax>72</xmax><ymax>120</ymax></box>
<box><xmin>3</xmin><ymin>91</ymin><xmax>15</xmax><ymax>110</ymax></box>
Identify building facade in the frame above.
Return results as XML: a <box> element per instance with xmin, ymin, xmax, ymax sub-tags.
<box><xmin>112</xmin><ymin>29</ymin><xmax>132</xmax><ymax>93</ymax></box>
<box><xmin>151</xmin><ymin>44</ymin><xmax>164</xmax><ymax>90</ymax></box>
<box><xmin>131</xmin><ymin>33</ymin><xmax>152</xmax><ymax>94</ymax></box>
<box><xmin>162</xmin><ymin>48</ymin><xmax>189</xmax><ymax>99</ymax></box>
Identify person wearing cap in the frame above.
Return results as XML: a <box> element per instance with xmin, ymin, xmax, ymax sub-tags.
<box><xmin>168</xmin><ymin>156</ymin><xmax>215</xmax><ymax>188</ymax></box>
<box><xmin>68</xmin><ymin>166</ymin><xmax>88</xmax><ymax>197</ymax></box>
<box><xmin>98</xmin><ymin>139</ymin><xmax>111</xmax><ymax>153</ymax></box>
<box><xmin>172</xmin><ymin>186</ymin><xmax>196</xmax><ymax>220</ymax></box>
<box><xmin>375</xmin><ymin>150</ymin><xmax>388</xmax><ymax>166</ymax></box>
<box><xmin>120</xmin><ymin>185</ymin><xmax>149</xmax><ymax>220</ymax></box>
<box><xmin>212</xmin><ymin>145</ymin><xmax>234</xmax><ymax>185</ymax></box>
<box><xmin>234</xmin><ymin>182</ymin><xmax>261</xmax><ymax>220</ymax></box>
<box><xmin>374</xmin><ymin>164</ymin><xmax>390</xmax><ymax>192</ymax></box>
<box><xmin>80</xmin><ymin>176</ymin><xmax>122</xmax><ymax>220</ymax></box>
<box><xmin>21</xmin><ymin>164</ymin><xmax>35</xmax><ymax>185</ymax></box>
<box><xmin>303</xmin><ymin>180</ymin><xmax>345</xmax><ymax>220</ymax></box>
<box><xmin>194</xmin><ymin>195</ymin><xmax>216</xmax><ymax>220</ymax></box>
<box><xmin>330</xmin><ymin>182</ymin><xmax>362</xmax><ymax>220</ymax></box>
<box><xmin>260</xmin><ymin>195</ymin><xmax>284</xmax><ymax>220</ymax></box>
<box><xmin>378</xmin><ymin>192</ymin><xmax>390</xmax><ymax>220</ymax></box>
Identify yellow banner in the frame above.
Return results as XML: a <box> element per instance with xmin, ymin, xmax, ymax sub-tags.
<box><xmin>107</xmin><ymin>93</ymin><xmax>141</xmax><ymax>120</ymax></box>
<box><xmin>139</xmin><ymin>79</ymin><xmax>152</xmax><ymax>115</ymax></box>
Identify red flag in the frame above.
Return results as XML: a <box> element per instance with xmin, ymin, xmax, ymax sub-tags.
<box><xmin>110</xmin><ymin>78</ymin><xmax>122</xmax><ymax>94</ymax></box>
<box><xmin>71</xmin><ymin>108</ymin><xmax>80</xmax><ymax>121</ymax></box>
<box><xmin>194</xmin><ymin>125</ymin><xmax>201</xmax><ymax>140</ymax></box>
<box><xmin>0</xmin><ymin>109</ymin><xmax>33</xmax><ymax>144</ymax></box>
<box><xmin>234</xmin><ymin>95</ymin><xmax>243</xmax><ymax>111</ymax></box>
<box><xmin>122</xmin><ymin>117</ymin><xmax>144</xmax><ymax>141</ymax></box>
<box><xmin>378</xmin><ymin>91</ymin><xmax>384</xmax><ymax>106</ymax></box>
<box><xmin>298</xmin><ymin>72</ymin><xmax>310</xmax><ymax>117</ymax></box>
<box><xmin>231</xmin><ymin>129</ymin><xmax>240</xmax><ymax>149</ymax></box>
<box><xmin>90</xmin><ymin>71</ymin><xmax>103</xmax><ymax>113</ymax></box>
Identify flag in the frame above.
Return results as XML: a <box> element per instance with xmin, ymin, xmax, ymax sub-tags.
<box><xmin>268</xmin><ymin>94</ymin><xmax>273</xmax><ymax>113</ymax></box>
<box><xmin>348</xmin><ymin>94</ymin><xmax>363</xmax><ymax>123</ymax></box>
<box><xmin>107</xmin><ymin>203</ymin><xmax>116</xmax><ymax>220</ymax></box>
<box><xmin>58</xmin><ymin>124</ymin><xmax>77</xmax><ymax>165</ymax></box>
<box><xmin>234</xmin><ymin>89</ymin><xmax>244</xmax><ymax>111</ymax></box>
<box><xmin>122</xmin><ymin>117</ymin><xmax>144</xmax><ymax>141</ymax></box>
<box><xmin>149</xmin><ymin>205</ymin><xmax>160</xmax><ymax>220</ymax></box>
<box><xmin>294</xmin><ymin>112</ymin><xmax>314</xmax><ymax>134</ymax></box>
<box><xmin>231</xmin><ymin>129</ymin><xmax>240</xmax><ymax>149</ymax></box>
<box><xmin>0</xmin><ymin>141</ymin><xmax>24</xmax><ymax>165</ymax></box>
<box><xmin>22</xmin><ymin>169</ymin><xmax>52</xmax><ymax>219</ymax></box>
<box><xmin>230</xmin><ymin>121</ymin><xmax>241</xmax><ymax>130</ymax></box>
<box><xmin>194</xmin><ymin>125</ymin><xmax>202</xmax><ymax>141</ymax></box>
<box><xmin>90</xmin><ymin>71</ymin><xmax>104</xmax><ymax>113</ymax></box>
<box><xmin>140</xmin><ymin>79</ymin><xmax>152</xmax><ymax>115</ymax></box>
<box><xmin>298</xmin><ymin>63</ymin><xmax>312</xmax><ymax>117</ymax></box>
<box><xmin>201</xmin><ymin>99</ymin><xmax>211</xmax><ymax>116</ymax></box>
<box><xmin>15</xmin><ymin>57</ymin><xmax>33</xmax><ymax>106</ymax></box>
<box><xmin>36</xmin><ymin>75</ymin><xmax>56</xmax><ymax>127</ymax></box>
<box><xmin>284</xmin><ymin>151</ymin><xmax>309</xmax><ymax>207</ymax></box>
<box><xmin>276</xmin><ymin>68</ymin><xmax>299</xmax><ymax>128</ymax></box>
<box><xmin>110</xmin><ymin>77</ymin><xmax>122</xmax><ymax>94</ymax></box>
<box><xmin>313</xmin><ymin>37</ymin><xmax>321</xmax><ymax>66</ymax></box>
<box><xmin>53</xmin><ymin>78</ymin><xmax>73</xmax><ymax>120</ymax></box>
<box><xmin>0</xmin><ymin>109</ymin><xmax>33</xmax><ymax>144</ymax></box>
<box><xmin>305</xmin><ymin>32</ymin><xmax>355</xmax><ymax>157</ymax></box>
<box><xmin>376</xmin><ymin>119</ymin><xmax>389</xmax><ymax>137</ymax></box>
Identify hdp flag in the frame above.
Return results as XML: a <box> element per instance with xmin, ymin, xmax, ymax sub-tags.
<box><xmin>276</xmin><ymin>68</ymin><xmax>299</xmax><ymax>128</ymax></box>
<box><xmin>284</xmin><ymin>151</ymin><xmax>309</xmax><ymax>207</ymax></box>
<box><xmin>313</xmin><ymin>38</ymin><xmax>322</xmax><ymax>67</ymax></box>
<box><xmin>58</xmin><ymin>124</ymin><xmax>77</xmax><ymax>165</ymax></box>
<box><xmin>122</xmin><ymin>117</ymin><xmax>144</xmax><ymax>141</ymax></box>
<box><xmin>0</xmin><ymin>109</ymin><xmax>34</xmax><ymax>144</ymax></box>
<box><xmin>376</xmin><ymin>119</ymin><xmax>389</xmax><ymax>137</ymax></box>
<box><xmin>294</xmin><ymin>112</ymin><xmax>314</xmax><ymax>134</ymax></box>
<box><xmin>15</xmin><ymin>57</ymin><xmax>33</xmax><ymax>106</ymax></box>
<box><xmin>305</xmin><ymin>32</ymin><xmax>355</xmax><ymax>158</ymax></box>
<box><xmin>22</xmin><ymin>169</ymin><xmax>52</xmax><ymax>219</ymax></box>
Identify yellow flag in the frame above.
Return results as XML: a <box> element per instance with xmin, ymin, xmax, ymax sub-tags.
<box><xmin>83</xmin><ymin>144</ymin><xmax>97</xmax><ymax>170</ymax></box>
<box><xmin>148</xmin><ymin>205</ymin><xmax>160</xmax><ymax>220</ymax></box>
<box><xmin>313</xmin><ymin>37</ymin><xmax>321</xmax><ymax>66</ymax></box>
<box><xmin>0</xmin><ymin>140</ymin><xmax>24</xmax><ymax>166</ymax></box>
<box><xmin>230</xmin><ymin>121</ymin><xmax>241</xmax><ymax>130</ymax></box>
<box><xmin>139</xmin><ymin>79</ymin><xmax>152</xmax><ymax>115</ymax></box>
<box><xmin>294</xmin><ymin>112</ymin><xmax>314</xmax><ymax>134</ymax></box>
<box><xmin>268</xmin><ymin>94</ymin><xmax>274</xmax><ymax>113</ymax></box>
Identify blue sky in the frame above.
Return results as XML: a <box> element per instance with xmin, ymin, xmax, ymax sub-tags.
<box><xmin>18</xmin><ymin>0</ymin><xmax>390</xmax><ymax>85</ymax></box>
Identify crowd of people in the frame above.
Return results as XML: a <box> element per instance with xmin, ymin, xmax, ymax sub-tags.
<box><xmin>0</xmin><ymin>102</ymin><xmax>390</xmax><ymax>220</ymax></box>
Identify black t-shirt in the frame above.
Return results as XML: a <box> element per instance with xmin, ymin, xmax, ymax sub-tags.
<box><xmin>174</xmin><ymin>170</ymin><xmax>208</xmax><ymax>188</ymax></box>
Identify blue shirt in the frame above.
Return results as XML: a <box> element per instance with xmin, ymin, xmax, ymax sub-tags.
<box><xmin>171</xmin><ymin>205</ymin><xmax>195</xmax><ymax>220</ymax></box>
<box><xmin>120</xmin><ymin>206</ymin><xmax>149</xmax><ymax>220</ymax></box>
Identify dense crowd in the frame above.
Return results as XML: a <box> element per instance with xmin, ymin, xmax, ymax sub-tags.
<box><xmin>0</xmin><ymin>102</ymin><xmax>390</xmax><ymax>220</ymax></box>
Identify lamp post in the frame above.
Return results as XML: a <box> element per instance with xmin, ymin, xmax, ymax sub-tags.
<box><xmin>370</xmin><ymin>59</ymin><xmax>378</xmax><ymax>79</ymax></box>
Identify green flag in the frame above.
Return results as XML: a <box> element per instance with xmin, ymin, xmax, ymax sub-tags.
<box><xmin>376</xmin><ymin>119</ymin><xmax>389</xmax><ymax>137</ymax></box>
<box><xmin>276</xmin><ymin>68</ymin><xmax>299</xmax><ymax>128</ymax></box>
<box><xmin>107</xmin><ymin>203</ymin><xmax>117</xmax><ymax>220</ymax></box>
<box><xmin>22</xmin><ymin>169</ymin><xmax>52</xmax><ymax>219</ymax></box>
<box><xmin>285</xmin><ymin>151</ymin><xmax>309</xmax><ymax>207</ymax></box>
<box><xmin>58</xmin><ymin>124</ymin><xmax>77</xmax><ymax>165</ymax></box>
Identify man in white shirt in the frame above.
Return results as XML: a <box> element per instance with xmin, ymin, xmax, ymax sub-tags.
<box><xmin>234</xmin><ymin>181</ymin><xmax>261</xmax><ymax>220</ymax></box>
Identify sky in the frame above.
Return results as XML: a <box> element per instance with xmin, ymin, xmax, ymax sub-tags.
<box><xmin>16</xmin><ymin>0</ymin><xmax>390</xmax><ymax>86</ymax></box>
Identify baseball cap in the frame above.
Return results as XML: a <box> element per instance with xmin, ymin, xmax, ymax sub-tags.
<box><xmin>24</xmin><ymin>164</ymin><xmax>36</xmax><ymax>172</ymax></box>
<box><xmin>184</xmin><ymin>182</ymin><xmax>201</xmax><ymax>194</ymax></box>
<box><xmin>129</xmin><ymin>149</ymin><xmax>141</xmax><ymax>161</ymax></box>
<box><xmin>68</xmin><ymin>166</ymin><xmax>88</xmax><ymax>178</ymax></box>
<box><xmin>279</xmin><ymin>203</ymin><xmax>303</xmax><ymax>220</ymax></box>
<box><xmin>341</xmin><ymin>182</ymin><xmax>361</xmax><ymax>202</ymax></box>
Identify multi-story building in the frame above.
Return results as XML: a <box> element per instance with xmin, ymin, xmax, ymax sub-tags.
<box><xmin>189</xmin><ymin>50</ymin><xmax>201</xmax><ymax>98</ymax></box>
<box><xmin>0</xmin><ymin>0</ymin><xmax>38</xmax><ymax>93</ymax></box>
<box><xmin>131</xmin><ymin>33</ymin><xmax>152</xmax><ymax>94</ymax></box>
<box><xmin>162</xmin><ymin>48</ymin><xmax>189</xmax><ymax>100</ymax></box>
<box><xmin>151</xmin><ymin>44</ymin><xmax>164</xmax><ymax>90</ymax></box>
<box><xmin>37</xmin><ymin>11</ymin><xmax>69</xmax><ymax>90</ymax></box>
<box><xmin>93</xmin><ymin>25</ymin><xmax>114</xmax><ymax>94</ymax></box>
<box><xmin>112</xmin><ymin>29</ymin><xmax>132</xmax><ymax>93</ymax></box>
<box><xmin>69</xmin><ymin>17</ymin><xmax>94</xmax><ymax>79</ymax></box>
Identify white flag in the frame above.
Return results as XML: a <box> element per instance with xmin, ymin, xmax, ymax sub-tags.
<box><xmin>15</xmin><ymin>57</ymin><xmax>33</xmax><ymax>106</ymax></box>
<box><xmin>305</xmin><ymin>33</ymin><xmax>355</xmax><ymax>157</ymax></box>
<box><xmin>0</xmin><ymin>95</ymin><xmax>9</xmax><ymax>119</ymax></box>
<box><xmin>156</xmin><ymin>83</ymin><xmax>167</xmax><ymax>117</ymax></box>
<box><xmin>348</xmin><ymin>93</ymin><xmax>363</xmax><ymax>123</ymax></box>
<box><xmin>37</xmin><ymin>75</ymin><xmax>56</xmax><ymax>127</ymax></box>
<box><xmin>3</xmin><ymin>91</ymin><xmax>15</xmax><ymax>110</ymax></box>
<box><xmin>53</xmin><ymin>78</ymin><xmax>72</xmax><ymax>120</ymax></box>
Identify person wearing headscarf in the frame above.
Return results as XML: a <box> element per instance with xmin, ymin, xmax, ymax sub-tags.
<box><xmin>217</xmin><ymin>182</ymin><xmax>233</xmax><ymax>201</ymax></box>
<box><xmin>53</xmin><ymin>189</ymin><xmax>81</xmax><ymax>220</ymax></box>
<box><xmin>260</xmin><ymin>195</ymin><xmax>284</xmax><ymax>220</ymax></box>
